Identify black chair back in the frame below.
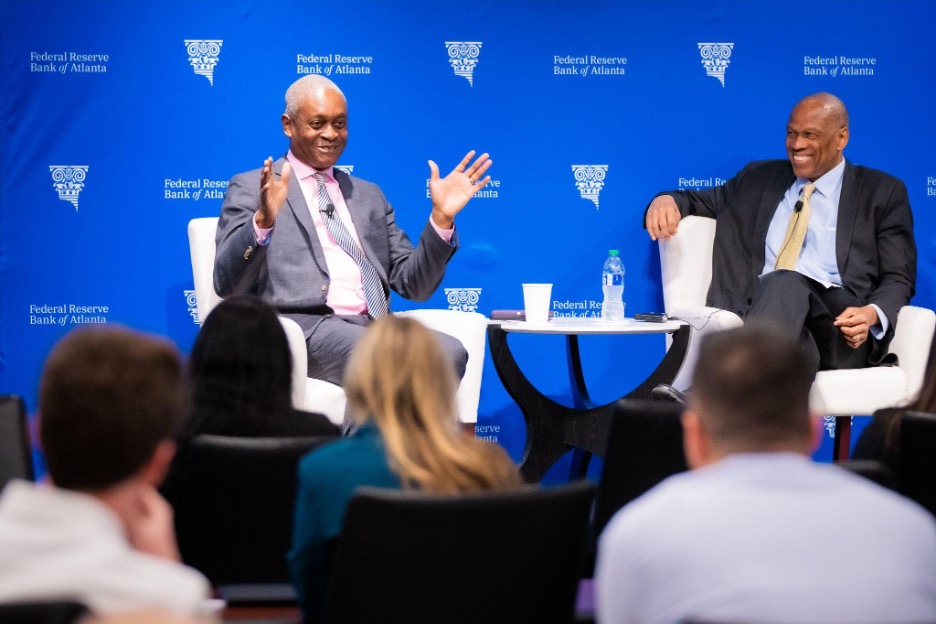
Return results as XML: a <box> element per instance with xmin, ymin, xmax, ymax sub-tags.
<box><xmin>592</xmin><ymin>398</ymin><xmax>687</xmax><ymax>542</ymax></box>
<box><xmin>898</xmin><ymin>410</ymin><xmax>936</xmax><ymax>515</ymax></box>
<box><xmin>170</xmin><ymin>434</ymin><xmax>337</xmax><ymax>586</ymax></box>
<box><xmin>0</xmin><ymin>600</ymin><xmax>87</xmax><ymax>624</ymax></box>
<box><xmin>323</xmin><ymin>481</ymin><xmax>596</xmax><ymax>624</ymax></box>
<box><xmin>839</xmin><ymin>459</ymin><xmax>897</xmax><ymax>490</ymax></box>
<box><xmin>0</xmin><ymin>395</ymin><xmax>34</xmax><ymax>492</ymax></box>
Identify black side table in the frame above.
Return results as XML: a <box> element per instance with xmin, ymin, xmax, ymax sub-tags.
<box><xmin>487</xmin><ymin>319</ymin><xmax>690</xmax><ymax>482</ymax></box>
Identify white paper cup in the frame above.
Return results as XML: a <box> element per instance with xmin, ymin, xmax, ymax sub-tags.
<box><xmin>522</xmin><ymin>283</ymin><xmax>553</xmax><ymax>326</ymax></box>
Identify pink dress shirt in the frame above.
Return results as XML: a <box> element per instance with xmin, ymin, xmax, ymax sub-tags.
<box><xmin>254</xmin><ymin>151</ymin><xmax>453</xmax><ymax>316</ymax></box>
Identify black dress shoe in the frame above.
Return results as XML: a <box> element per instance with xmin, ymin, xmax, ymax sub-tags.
<box><xmin>651</xmin><ymin>383</ymin><xmax>687</xmax><ymax>404</ymax></box>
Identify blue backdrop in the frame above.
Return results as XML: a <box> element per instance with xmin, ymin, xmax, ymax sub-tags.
<box><xmin>2</xmin><ymin>0</ymin><xmax>934</xmax><ymax>476</ymax></box>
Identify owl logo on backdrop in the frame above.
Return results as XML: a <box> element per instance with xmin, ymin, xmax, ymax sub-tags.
<box><xmin>571</xmin><ymin>165</ymin><xmax>609</xmax><ymax>209</ymax></box>
<box><xmin>445</xmin><ymin>288</ymin><xmax>482</xmax><ymax>313</ymax></box>
<box><xmin>698</xmin><ymin>42</ymin><xmax>734</xmax><ymax>86</ymax></box>
<box><xmin>185</xmin><ymin>39</ymin><xmax>223</xmax><ymax>86</ymax></box>
<box><xmin>49</xmin><ymin>165</ymin><xmax>89</xmax><ymax>212</ymax></box>
<box><xmin>445</xmin><ymin>41</ymin><xmax>482</xmax><ymax>86</ymax></box>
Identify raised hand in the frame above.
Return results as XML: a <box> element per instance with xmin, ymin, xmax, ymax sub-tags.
<box><xmin>257</xmin><ymin>156</ymin><xmax>292</xmax><ymax>229</ymax></box>
<box><xmin>428</xmin><ymin>150</ymin><xmax>493</xmax><ymax>229</ymax></box>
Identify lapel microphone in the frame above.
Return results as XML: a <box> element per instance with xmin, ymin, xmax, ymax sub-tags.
<box><xmin>793</xmin><ymin>185</ymin><xmax>807</xmax><ymax>213</ymax></box>
<box><xmin>322</xmin><ymin>203</ymin><xmax>336</xmax><ymax>218</ymax></box>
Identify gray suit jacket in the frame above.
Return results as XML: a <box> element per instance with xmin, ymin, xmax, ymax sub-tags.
<box><xmin>664</xmin><ymin>159</ymin><xmax>916</xmax><ymax>339</ymax></box>
<box><xmin>214</xmin><ymin>157</ymin><xmax>457</xmax><ymax>336</ymax></box>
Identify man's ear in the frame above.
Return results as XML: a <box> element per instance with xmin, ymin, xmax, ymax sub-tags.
<box><xmin>140</xmin><ymin>440</ymin><xmax>177</xmax><ymax>487</ymax></box>
<box><xmin>837</xmin><ymin>126</ymin><xmax>849</xmax><ymax>153</ymax></box>
<box><xmin>681</xmin><ymin>409</ymin><xmax>709</xmax><ymax>469</ymax></box>
<box><xmin>282</xmin><ymin>113</ymin><xmax>294</xmax><ymax>138</ymax></box>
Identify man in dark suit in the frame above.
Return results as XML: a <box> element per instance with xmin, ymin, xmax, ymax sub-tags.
<box><xmin>214</xmin><ymin>75</ymin><xmax>492</xmax><ymax>385</ymax></box>
<box><xmin>645</xmin><ymin>92</ymin><xmax>916</xmax><ymax>377</ymax></box>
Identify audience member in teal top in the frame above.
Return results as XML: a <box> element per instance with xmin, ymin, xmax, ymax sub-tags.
<box><xmin>288</xmin><ymin>316</ymin><xmax>521</xmax><ymax>623</ymax></box>
<box><xmin>288</xmin><ymin>422</ymin><xmax>398</xmax><ymax>621</ymax></box>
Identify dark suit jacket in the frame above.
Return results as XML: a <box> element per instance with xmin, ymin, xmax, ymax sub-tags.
<box><xmin>665</xmin><ymin>159</ymin><xmax>916</xmax><ymax>340</ymax></box>
<box><xmin>214</xmin><ymin>157</ymin><xmax>457</xmax><ymax>336</ymax></box>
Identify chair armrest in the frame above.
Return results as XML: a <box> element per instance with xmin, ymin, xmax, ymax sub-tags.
<box><xmin>659</xmin><ymin>216</ymin><xmax>716</xmax><ymax>312</ymax></box>
<box><xmin>395</xmin><ymin>309</ymin><xmax>487</xmax><ymax>424</ymax></box>
<box><xmin>668</xmin><ymin>306</ymin><xmax>743</xmax><ymax>332</ymax></box>
<box><xmin>278</xmin><ymin>317</ymin><xmax>310</xmax><ymax>410</ymax></box>
<box><xmin>666</xmin><ymin>307</ymin><xmax>743</xmax><ymax>392</ymax></box>
<box><xmin>187</xmin><ymin>217</ymin><xmax>222</xmax><ymax>323</ymax></box>
<box><xmin>278</xmin><ymin>316</ymin><xmax>347</xmax><ymax>424</ymax></box>
<box><xmin>305</xmin><ymin>380</ymin><xmax>348</xmax><ymax>425</ymax></box>
<box><xmin>890</xmin><ymin>305</ymin><xmax>936</xmax><ymax>398</ymax></box>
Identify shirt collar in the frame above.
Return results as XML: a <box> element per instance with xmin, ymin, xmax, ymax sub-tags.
<box><xmin>797</xmin><ymin>158</ymin><xmax>845</xmax><ymax>198</ymax></box>
<box><xmin>286</xmin><ymin>150</ymin><xmax>335</xmax><ymax>183</ymax></box>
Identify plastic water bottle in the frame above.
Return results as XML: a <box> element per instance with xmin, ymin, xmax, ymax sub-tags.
<box><xmin>601</xmin><ymin>250</ymin><xmax>625</xmax><ymax>321</ymax></box>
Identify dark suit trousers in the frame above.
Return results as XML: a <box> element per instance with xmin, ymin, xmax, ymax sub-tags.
<box><xmin>746</xmin><ymin>270</ymin><xmax>873</xmax><ymax>379</ymax></box>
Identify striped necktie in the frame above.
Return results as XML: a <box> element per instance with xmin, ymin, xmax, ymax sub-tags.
<box><xmin>314</xmin><ymin>173</ymin><xmax>388</xmax><ymax>318</ymax></box>
<box><xmin>775</xmin><ymin>183</ymin><xmax>816</xmax><ymax>271</ymax></box>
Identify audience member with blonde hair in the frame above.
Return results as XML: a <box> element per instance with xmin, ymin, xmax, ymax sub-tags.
<box><xmin>289</xmin><ymin>316</ymin><xmax>521</xmax><ymax>621</ymax></box>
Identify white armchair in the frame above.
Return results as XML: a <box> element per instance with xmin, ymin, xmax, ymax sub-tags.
<box><xmin>187</xmin><ymin>217</ymin><xmax>487</xmax><ymax>427</ymax></box>
<box><xmin>658</xmin><ymin>215</ymin><xmax>935</xmax><ymax>458</ymax></box>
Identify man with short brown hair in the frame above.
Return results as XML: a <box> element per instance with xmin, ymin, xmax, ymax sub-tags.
<box><xmin>0</xmin><ymin>326</ymin><xmax>210</xmax><ymax>615</ymax></box>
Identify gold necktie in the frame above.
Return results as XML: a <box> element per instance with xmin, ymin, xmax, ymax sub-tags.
<box><xmin>775</xmin><ymin>183</ymin><xmax>816</xmax><ymax>271</ymax></box>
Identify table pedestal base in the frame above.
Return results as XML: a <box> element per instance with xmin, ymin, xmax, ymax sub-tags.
<box><xmin>488</xmin><ymin>325</ymin><xmax>690</xmax><ymax>482</ymax></box>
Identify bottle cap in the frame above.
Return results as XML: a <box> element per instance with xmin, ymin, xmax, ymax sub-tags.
<box><xmin>608</xmin><ymin>250</ymin><xmax>619</xmax><ymax>256</ymax></box>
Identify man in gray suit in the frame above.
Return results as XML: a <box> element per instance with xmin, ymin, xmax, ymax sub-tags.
<box><xmin>644</xmin><ymin>93</ymin><xmax>916</xmax><ymax>378</ymax></box>
<box><xmin>215</xmin><ymin>75</ymin><xmax>492</xmax><ymax>385</ymax></box>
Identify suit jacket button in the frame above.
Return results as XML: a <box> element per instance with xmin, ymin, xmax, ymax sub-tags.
<box><xmin>244</xmin><ymin>246</ymin><xmax>253</xmax><ymax>260</ymax></box>
<box><xmin>321</xmin><ymin>284</ymin><xmax>327</xmax><ymax>292</ymax></box>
